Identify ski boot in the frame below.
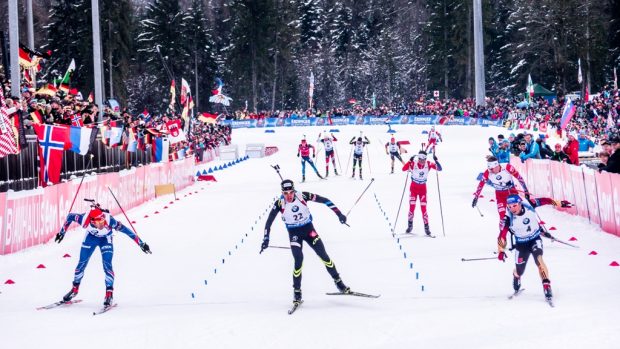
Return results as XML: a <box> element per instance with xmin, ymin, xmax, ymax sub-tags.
<box><xmin>103</xmin><ymin>289</ymin><xmax>114</xmax><ymax>307</ymax></box>
<box><xmin>325</xmin><ymin>169</ymin><xmax>329</xmax><ymax>178</ymax></box>
<box><xmin>351</xmin><ymin>171</ymin><xmax>355</xmax><ymax>178</ymax></box>
<box><xmin>359</xmin><ymin>172</ymin><xmax>363</xmax><ymax>180</ymax></box>
<box><xmin>334</xmin><ymin>169</ymin><xmax>339</xmax><ymax>176</ymax></box>
<box><xmin>424</xmin><ymin>223</ymin><xmax>432</xmax><ymax>236</ymax></box>
<box><xmin>405</xmin><ymin>220</ymin><xmax>413</xmax><ymax>234</ymax></box>
<box><xmin>390</xmin><ymin>169</ymin><xmax>394</xmax><ymax>174</ymax></box>
<box><xmin>302</xmin><ymin>175</ymin><xmax>306</xmax><ymax>183</ymax></box>
<box><xmin>62</xmin><ymin>283</ymin><xmax>80</xmax><ymax>302</ymax></box>
<box><xmin>513</xmin><ymin>275</ymin><xmax>521</xmax><ymax>292</ymax></box>
<box><xmin>334</xmin><ymin>278</ymin><xmax>350</xmax><ymax>294</ymax></box>
<box><xmin>293</xmin><ymin>289</ymin><xmax>302</xmax><ymax>305</ymax></box>
<box><xmin>543</xmin><ymin>280</ymin><xmax>553</xmax><ymax>299</ymax></box>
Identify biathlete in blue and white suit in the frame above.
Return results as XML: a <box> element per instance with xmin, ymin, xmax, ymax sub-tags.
<box><xmin>261</xmin><ymin>179</ymin><xmax>350</xmax><ymax>305</ymax></box>
<box><xmin>496</xmin><ymin>194</ymin><xmax>570</xmax><ymax>302</ymax></box>
<box><xmin>54</xmin><ymin>205</ymin><xmax>151</xmax><ymax>306</ymax></box>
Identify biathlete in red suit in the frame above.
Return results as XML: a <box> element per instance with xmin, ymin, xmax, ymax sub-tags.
<box><xmin>472</xmin><ymin>155</ymin><xmax>529</xmax><ymax>234</ymax></box>
<box><xmin>402</xmin><ymin>150</ymin><xmax>442</xmax><ymax>236</ymax></box>
<box><xmin>297</xmin><ymin>139</ymin><xmax>323</xmax><ymax>182</ymax></box>
<box><xmin>425</xmin><ymin>125</ymin><xmax>442</xmax><ymax>153</ymax></box>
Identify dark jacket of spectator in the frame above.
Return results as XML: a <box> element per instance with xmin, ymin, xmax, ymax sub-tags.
<box><xmin>600</xmin><ymin>148</ymin><xmax>620</xmax><ymax>174</ymax></box>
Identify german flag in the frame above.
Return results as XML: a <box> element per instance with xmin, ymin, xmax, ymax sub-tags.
<box><xmin>30</xmin><ymin>110</ymin><xmax>43</xmax><ymax>124</ymax></box>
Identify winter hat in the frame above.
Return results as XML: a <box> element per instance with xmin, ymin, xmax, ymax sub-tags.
<box><xmin>281</xmin><ymin>179</ymin><xmax>294</xmax><ymax>192</ymax></box>
<box><xmin>507</xmin><ymin>195</ymin><xmax>522</xmax><ymax>205</ymax></box>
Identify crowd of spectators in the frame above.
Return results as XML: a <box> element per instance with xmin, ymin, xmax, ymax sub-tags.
<box><xmin>1</xmin><ymin>78</ymin><xmax>232</xmax><ymax>163</ymax></box>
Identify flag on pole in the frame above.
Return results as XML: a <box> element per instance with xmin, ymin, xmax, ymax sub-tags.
<box><xmin>57</xmin><ymin>59</ymin><xmax>76</xmax><ymax>93</ymax></box>
<box><xmin>181</xmin><ymin>78</ymin><xmax>191</xmax><ymax>106</ymax></box>
<box><xmin>560</xmin><ymin>98</ymin><xmax>576</xmax><ymax>130</ymax></box>
<box><xmin>584</xmin><ymin>85</ymin><xmax>589</xmax><ymax>102</ymax></box>
<box><xmin>614</xmin><ymin>67</ymin><xmax>617</xmax><ymax>91</ymax></box>
<box><xmin>577</xmin><ymin>58</ymin><xmax>583</xmax><ymax>84</ymax></box>
<box><xmin>527</xmin><ymin>74</ymin><xmax>534</xmax><ymax>101</ymax></box>
<box><xmin>309</xmin><ymin>71</ymin><xmax>314</xmax><ymax>106</ymax></box>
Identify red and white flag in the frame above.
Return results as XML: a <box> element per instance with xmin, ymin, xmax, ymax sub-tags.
<box><xmin>33</xmin><ymin>124</ymin><xmax>69</xmax><ymax>186</ymax></box>
<box><xmin>165</xmin><ymin>120</ymin><xmax>186</xmax><ymax>144</ymax></box>
<box><xmin>0</xmin><ymin>93</ymin><xmax>20</xmax><ymax>158</ymax></box>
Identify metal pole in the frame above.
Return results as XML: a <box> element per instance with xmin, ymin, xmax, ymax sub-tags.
<box><xmin>91</xmin><ymin>0</ymin><xmax>104</xmax><ymax>119</ymax></box>
<box><xmin>26</xmin><ymin>0</ymin><xmax>34</xmax><ymax>49</ymax></box>
<box><xmin>8</xmin><ymin>0</ymin><xmax>20</xmax><ymax>98</ymax></box>
<box><xmin>473</xmin><ymin>0</ymin><xmax>486</xmax><ymax>106</ymax></box>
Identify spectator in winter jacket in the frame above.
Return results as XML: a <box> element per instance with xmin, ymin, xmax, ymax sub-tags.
<box><xmin>563</xmin><ymin>133</ymin><xmax>580</xmax><ymax>165</ymax></box>
<box><xmin>494</xmin><ymin>140</ymin><xmax>511</xmax><ymax>163</ymax></box>
<box><xmin>509</xmin><ymin>133</ymin><xmax>521</xmax><ymax>156</ymax></box>
<box><xmin>488</xmin><ymin>137</ymin><xmax>498</xmax><ymax>155</ymax></box>
<box><xmin>519</xmin><ymin>133</ymin><xmax>540</xmax><ymax>162</ymax></box>
<box><xmin>577</xmin><ymin>130</ymin><xmax>595</xmax><ymax>152</ymax></box>
<box><xmin>536</xmin><ymin>136</ymin><xmax>553</xmax><ymax>159</ymax></box>
<box><xmin>599</xmin><ymin>138</ymin><xmax>620</xmax><ymax>174</ymax></box>
<box><xmin>550</xmin><ymin>143</ymin><xmax>572</xmax><ymax>164</ymax></box>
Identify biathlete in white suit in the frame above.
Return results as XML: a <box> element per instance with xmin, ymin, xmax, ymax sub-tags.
<box><xmin>318</xmin><ymin>132</ymin><xmax>338</xmax><ymax>177</ymax></box>
<box><xmin>385</xmin><ymin>137</ymin><xmax>405</xmax><ymax>174</ymax></box>
<box><xmin>349</xmin><ymin>136</ymin><xmax>370</xmax><ymax>179</ymax></box>
<box><xmin>497</xmin><ymin>194</ymin><xmax>569</xmax><ymax>303</ymax></box>
<box><xmin>261</xmin><ymin>179</ymin><xmax>350</xmax><ymax>306</ymax></box>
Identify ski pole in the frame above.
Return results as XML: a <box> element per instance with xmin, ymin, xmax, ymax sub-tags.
<box><xmin>107</xmin><ymin>187</ymin><xmax>141</xmax><ymax>240</ymax></box>
<box><xmin>435</xmin><ymin>169</ymin><xmax>446</xmax><ymax>237</ymax></box>
<box><xmin>392</xmin><ymin>171</ymin><xmax>410</xmax><ymax>234</ymax></box>
<box><xmin>269</xmin><ymin>245</ymin><xmax>291</xmax><ymax>250</ymax></box>
<box><xmin>66</xmin><ymin>154</ymin><xmax>94</xmax><ymax>214</ymax></box>
<box><xmin>475</xmin><ymin>204</ymin><xmax>484</xmax><ymax>217</ymax></box>
<box><xmin>334</xmin><ymin>147</ymin><xmax>343</xmax><ymax>174</ymax></box>
<box><xmin>271</xmin><ymin>164</ymin><xmax>283</xmax><ymax>180</ymax></box>
<box><xmin>461</xmin><ymin>256</ymin><xmax>497</xmax><ymax>262</ymax></box>
<box><xmin>365</xmin><ymin>143</ymin><xmax>372</xmax><ymax>175</ymax></box>
<box><xmin>535</xmin><ymin>211</ymin><xmax>579</xmax><ymax>248</ymax></box>
<box><xmin>345</xmin><ymin>144</ymin><xmax>354</xmax><ymax>176</ymax></box>
<box><xmin>345</xmin><ymin>178</ymin><xmax>375</xmax><ymax>216</ymax></box>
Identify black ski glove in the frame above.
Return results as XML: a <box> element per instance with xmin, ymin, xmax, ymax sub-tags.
<box><xmin>140</xmin><ymin>242</ymin><xmax>152</xmax><ymax>254</ymax></box>
<box><xmin>54</xmin><ymin>228</ymin><xmax>65</xmax><ymax>243</ymax></box>
<box><xmin>260</xmin><ymin>235</ymin><xmax>270</xmax><ymax>254</ymax></box>
<box><xmin>471</xmin><ymin>196</ymin><xmax>478</xmax><ymax>208</ymax></box>
<box><xmin>337</xmin><ymin>213</ymin><xmax>347</xmax><ymax>224</ymax></box>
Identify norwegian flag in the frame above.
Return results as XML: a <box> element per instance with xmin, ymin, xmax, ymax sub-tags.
<box><xmin>33</xmin><ymin>124</ymin><xmax>69</xmax><ymax>186</ymax></box>
<box><xmin>71</xmin><ymin>113</ymin><xmax>83</xmax><ymax>127</ymax></box>
<box><xmin>0</xmin><ymin>93</ymin><xmax>20</xmax><ymax>158</ymax></box>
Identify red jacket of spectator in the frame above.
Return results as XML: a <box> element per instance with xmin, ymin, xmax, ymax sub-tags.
<box><xmin>563</xmin><ymin>138</ymin><xmax>580</xmax><ymax>165</ymax></box>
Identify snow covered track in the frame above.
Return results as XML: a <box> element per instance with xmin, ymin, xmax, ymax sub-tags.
<box><xmin>1</xmin><ymin>125</ymin><xmax>619</xmax><ymax>348</ymax></box>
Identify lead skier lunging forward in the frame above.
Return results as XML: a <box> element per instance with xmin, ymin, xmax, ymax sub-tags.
<box><xmin>261</xmin><ymin>179</ymin><xmax>350</xmax><ymax>307</ymax></box>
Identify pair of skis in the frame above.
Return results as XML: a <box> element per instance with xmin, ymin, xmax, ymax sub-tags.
<box><xmin>288</xmin><ymin>290</ymin><xmax>380</xmax><ymax>315</ymax></box>
<box><xmin>507</xmin><ymin>289</ymin><xmax>554</xmax><ymax>307</ymax></box>
<box><xmin>37</xmin><ymin>299</ymin><xmax>118</xmax><ymax>315</ymax></box>
<box><xmin>395</xmin><ymin>232</ymin><xmax>436</xmax><ymax>239</ymax></box>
